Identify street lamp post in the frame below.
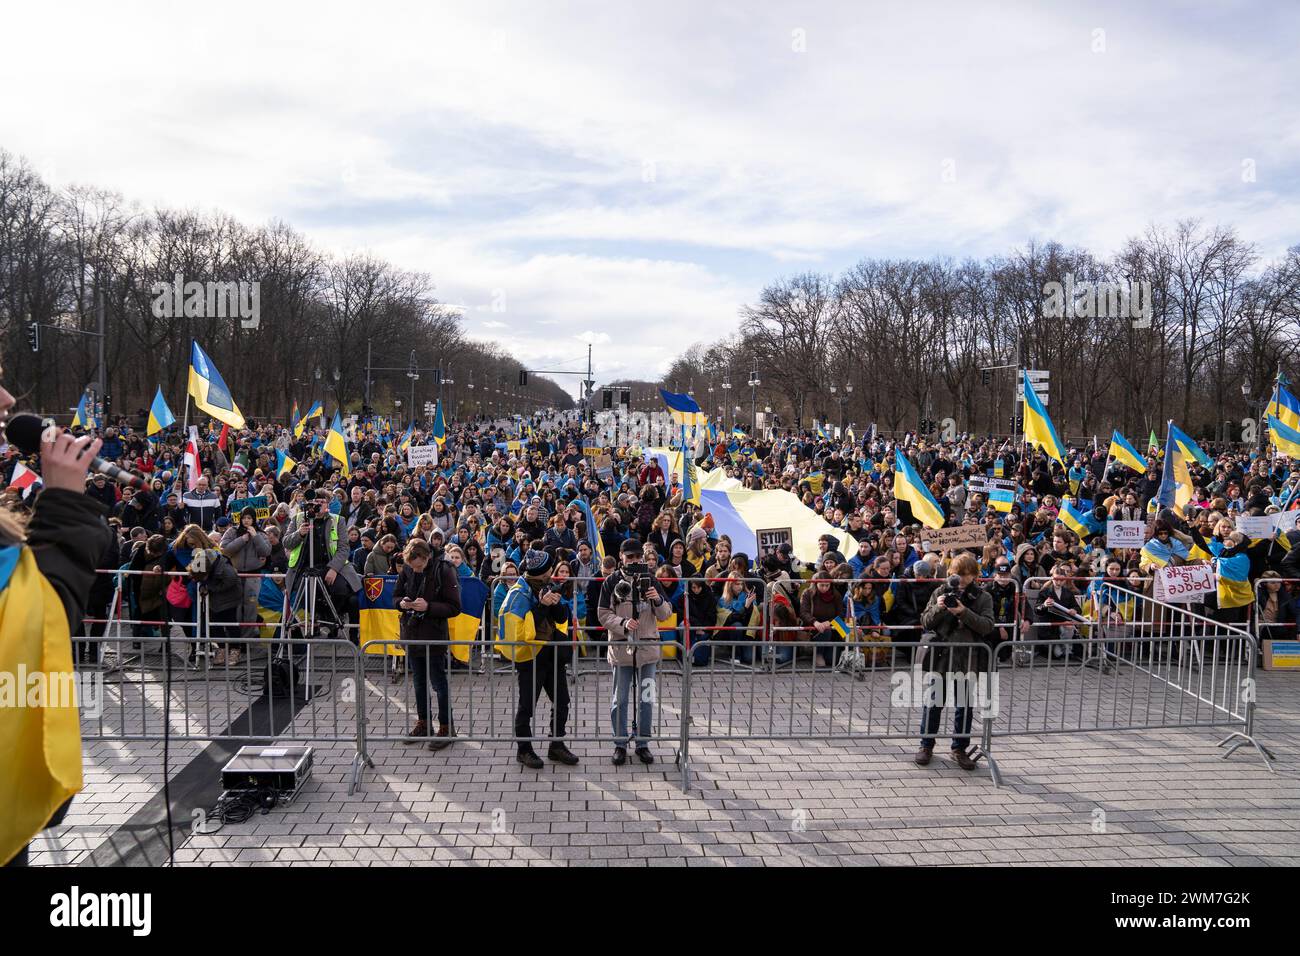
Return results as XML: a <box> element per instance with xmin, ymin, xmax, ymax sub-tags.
<box><xmin>407</xmin><ymin>350</ymin><xmax>420</xmax><ymax>423</ymax></box>
<box><xmin>748</xmin><ymin>369</ymin><xmax>760</xmax><ymax>435</ymax></box>
<box><xmin>721</xmin><ymin>382</ymin><xmax>732</xmax><ymax>430</ymax></box>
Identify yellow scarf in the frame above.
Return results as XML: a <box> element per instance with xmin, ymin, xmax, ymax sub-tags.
<box><xmin>0</xmin><ymin>547</ymin><xmax>83</xmax><ymax>864</ymax></box>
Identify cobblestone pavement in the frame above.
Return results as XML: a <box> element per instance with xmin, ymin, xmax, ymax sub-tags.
<box><xmin>29</xmin><ymin>652</ymin><xmax>1300</xmax><ymax>866</ymax></box>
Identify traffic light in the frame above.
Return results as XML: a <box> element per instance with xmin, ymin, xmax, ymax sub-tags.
<box><xmin>980</xmin><ymin>369</ymin><xmax>990</xmax><ymax>387</ymax></box>
<box><xmin>432</xmin><ymin>368</ymin><xmax>443</xmax><ymax>385</ymax></box>
<box><xmin>518</xmin><ymin>369</ymin><xmax>529</xmax><ymax>387</ymax></box>
<box><xmin>27</xmin><ymin>319</ymin><xmax>40</xmax><ymax>353</ymax></box>
<box><xmin>1009</xmin><ymin>415</ymin><xmax>1024</xmax><ymax>430</ymax></box>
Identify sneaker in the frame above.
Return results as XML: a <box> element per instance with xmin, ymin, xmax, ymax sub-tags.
<box><xmin>611</xmin><ymin>746</ymin><xmax>627</xmax><ymax>766</ymax></box>
<box><xmin>547</xmin><ymin>742</ymin><xmax>579</xmax><ymax>766</ymax></box>
<box><xmin>950</xmin><ymin>748</ymin><xmax>977</xmax><ymax>771</ymax></box>
<box><xmin>635</xmin><ymin>746</ymin><xmax>654</xmax><ymax>765</ymax></box>
<box><xmin>516</xmin><ymin>748</ymin><xmax>544</xmax><ymax>769</ymax></box>
<box><xmin>914</xmin><ymin>746</ymin><xmax>934</xmax><ymax>766</ymax></box>
<box><xmin>402</xmin><ymin>720</ymin><xmax>429</xmax><ymax>744</ymax></box>
<box><xmin>427</xmin><ymin>724</ymin><xmax>456</xmax><ymax>752</ymax></box>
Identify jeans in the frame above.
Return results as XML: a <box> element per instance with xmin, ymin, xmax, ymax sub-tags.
<box><xmin>514</xmin><ymin>645</ymin><xmax>569</xmax><ymax>749</ymax></box>
<box><xmin>919</xmin><ymin>672</ymin><xmax>974</xmax><ymax>750</ymax></box>
<box><xmin>408</xmin><ymin>642</ymin><xmax>451</xmax><ymax>726</ymax></box>
<box><xmin>611</xmin><ymin>662</ymin><xmax>656</xmax><ymax>746</ymax></box>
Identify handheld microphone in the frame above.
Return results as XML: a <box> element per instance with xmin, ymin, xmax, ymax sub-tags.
<box><xmin>5</xmin><ymin>413</ymin><xmax>147</xmax><ymax>488</ymax></box>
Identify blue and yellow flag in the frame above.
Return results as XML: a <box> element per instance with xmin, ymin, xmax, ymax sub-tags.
<box><xmin>1139</xmin><ymin>536</ymin><xmax>1188</xmax><ymax>569</ymax></box>
<box><xmin>1156</xmin><ymin>427</ymin><xmax>1194</xmax><ymax>515</ymax></box>
<box><xmin>188</xmin><ymin>341</ymin><xmax>246</xmax><ymax>429</ymax></box>
<box><xmin>894</xmin><ymin>449</ymin><xmax>945</xmax><ymax>529</ymax></box>
<box><xmin>70</xmin><ymin>392</ymin><xmax>95</xmax><ymax>431</ymax></box>
<box><xmin>147</xmin><ymin>386</ymin><xmax>175</xmax><ymax>437</ymax></box>
<box><xmin>431</xmin><ymin>399</ymin><xmax>446</xmax><ymax>448</ymax></box>
<box><xmin>988</xmin><ymin>485</ymin><xmax>1015</xmax><ymax>513</ymax></box>
<box><xmin>396</xmin><ymin>423</ymin><xmax>414</xmax><ymax>453</ymax></box>
<box><xmin>1108</xmin><ymin>430</ymin><xmax>1146</xmax><ymax>472</ymax></box>
<box><xmin>1267</xmin><ymin>383</ymin><xmax>1300</xmax><ymax>433</ymax></box>
<box><xmin>659</xmin><ymin>388</ymin><xmax>707</xmax><ymax>427</ymax></box>
<box><xmin>1022</xmin><ymin>372</ymin><xmax>1065</xmax><ymax>466</ymax></box>
<box><xmin>1168</xmin><ymin>423</ymin><xmax>1212</xmax><ymax>469</ymax></box>
<box><xmin>276</xmin><ymin>449</ymin><xmax>296</xmax><ymax>479</ymax></box>
<box><xmin>1059</xmin><ymin>499</ymin><xmax>1102</xmax><ymax>539</ymax></box>
<box><xmin>257</xmin><ymin>576</ymin><xmax>284</xmax><ymax>638</ymax></box>
<box><xmin>294</xmin><ymin>401</ymin><xmax>322</xmax><ymax>439</ymax></box>
<box><xmin>571</xmin><ymin>495</ymin><xmax>606</xmax><ymax>562</ymax></box>
<box><xmin>323</xmin><ymin>411</ymin><xmax>351</xmax><ymax>477</ymax></box>
<box><xmin>830</xmin><ymin>616</ymin><xmax>852</xmax><ymax>641</ymax></box>
<box><xmin>1269</xmin><ymin>415</ymin><xmax>1300</xmax><ymax>459</ymax></box>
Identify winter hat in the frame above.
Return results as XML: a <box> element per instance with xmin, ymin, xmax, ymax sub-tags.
<box><xmin>522</xmin><ymin>548</ymin><xmax>554</xmax><ymax>576</ymax></box>
<box><xmin>912</xmin><ymin>560</ymin><xmax>934</xmax><ymax>579</ymax></box>
<box><xmin>619</xmin><ymin>539</ymin><xmax>643</xmax><ymax>557</ymax></box>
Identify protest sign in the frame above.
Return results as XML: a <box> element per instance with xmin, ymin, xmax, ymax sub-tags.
<box><xmin>1106</xmin><ymin>520</ymin><xmax>1145</xmax><ymax>549</ymax></box>
<box><xmin>920</xmin><ymin>524</ymin><xmax>987</xmax><ymax>552</ymax></box>
<box><xmin>1153</xmin><ymin>563</ymin><xmax>1216</xmax><ymax>604</ymax></box>
<box><xmin>1236</xmin><ymin>514</ymin><xmax>1276</xmax><ymax>539</ymax></box>
<box><xmin>756</xmin><ymin>527</ymin><xmax>793</xmax><ymax>560</ymax></box>
<box><xmin>407</xmin><ymin>444</ymin><xmax>439</xmax><ymax>468</ymax></box>
<box><xmin>228</xmin><ymin>495</ymin><xmax>270</xmax><ymax>520</ymax></box>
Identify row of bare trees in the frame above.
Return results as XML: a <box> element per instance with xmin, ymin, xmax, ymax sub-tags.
<box><xmin>0</xmin><ymin>150</ymin><xmax>572</xmax><ymax>424</ymax></box>
<box><xmin>666</xmin><ymin>223</ymin><xmax>1300</xmax><ymax>442</ymax></box>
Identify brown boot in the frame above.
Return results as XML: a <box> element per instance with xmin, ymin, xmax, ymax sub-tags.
<box><xmin>950</xmin><ymin>748</ymin><xmax>977</xmax><ymax>771</ymax></box>
<box><xmin>428</xmin><ymin>724</ymin><xmax>456</xmax><ymax>751</ymax></box>
<box><xmin>914</xmin><ymin>746</ymin><xmax>933</xmax><ymax>766</ymax></box>
<box><xmin>403</xmin><ymin>720</ymin><xmax>429</xmax><ymax>744</ymax></box>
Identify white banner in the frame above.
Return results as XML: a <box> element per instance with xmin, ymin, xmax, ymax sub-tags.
<box><xmin>407</xmin><ymin>444</ymin><xmax>439</xmax><ymax>468</ymax></box>
<box><xmin>1153</xmin><ymin>563</ymin><xmax>1217</xmax><ymax>604</ymax></box>
<box><xmin>1236</xmin><ymin>514</ymin><xmax>1277</xmax><ymax>539</ymax></box>
<box><xmin>1106</xmin><ymin>520</ymin><xmax>1146</xmax><ymax>549</ymax></box>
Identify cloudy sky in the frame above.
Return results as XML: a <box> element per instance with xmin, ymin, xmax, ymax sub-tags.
<box><xmin>4</xmin><ymin>1</ymin><xmax>1296</xmax><ymax>398</ymax></box>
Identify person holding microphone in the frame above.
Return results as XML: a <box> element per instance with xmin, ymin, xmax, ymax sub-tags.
<box><xmin>0</xmin><ymin>377</ymin><xmax>114</xmax><ymax>866</ymax></box>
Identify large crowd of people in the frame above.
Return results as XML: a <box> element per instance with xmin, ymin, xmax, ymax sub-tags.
<box><xmin>5</xmin><ymin>403</ymin><xmax>1298</xmax><ymax>770</ymax></box>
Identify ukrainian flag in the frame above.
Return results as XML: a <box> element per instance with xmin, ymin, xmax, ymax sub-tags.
<box><xmin>830</xmin><ymin>616</ymin><xmax>852</xmax><ymax>640</ymax></box>
<box><xmin>276</xmin><ymin>449</ymin><xmax>296</xmax><ymax>479</ymax></box>
<box><xmin>1267</xmin><ymin>383</ymin><xmax>1300</xmax><ymax>432</ymax></box>
<box><xmin>359</xmin><ymin>575</ymin><xmax>403</xmax><ymax>657</ymax></box>
<box><xmin>1060</xmin><ymin>499</ymin><xmax>1101</xmax><ymax>539</ymax></box>
<box><xmin>397</xmin><ymin>423</ymin><xmax>414</xmax><ymax>454</ymax></box>
<box><xmin>1156</xmin><ymin>428</ymin><xmax>1193</xmax><ymax>516</ymax></box>
<box><xmin>188</xmin><ymin>341</ymin><xmax>246</xmax><ymax>429</ymax></box>
<box><xmin>257</xmin><ymin>576</ymin><xmax>284</xmax><ymax>638</ymax></box>
<box><xmin>988</xmin><ymin>485</ymin><xmax>1015</xmax><ymax>513</ymax></box>
<box><xmin>1268</xmin><ymin>415</ymin><xmax>1300</xmax><ymax>459</ymax></box>
<box><xmin>147</xmin><ymin>386</ymin><xmax>175</xmax><ymax>437</ymax></box>
<box><xmin>659</xmin><ymin>388</ymin><xmax>707</xmax><ymax>427</ymax></box>
<box><xmin>681</xmin><ymin>428</ymin><xmax>700</xmax><ymax>505</ymax></box>
<box><xmin>1108</xmin><ymin>430</ymin><xmax>1146</xmax><ymax>472</ymax></box>
<box><xmin>816</xmin><ymin>421</ymin><xmax>829</xmax><ymax>440</ymax></box>
<box><xmin>806</xmin><ymin>471</ymin><xmax>824</xmax><ymax>495</ymax></box>
<box><xmin>1139</xmin><ymin>536</ymin><xmax>1188</xmax><ymax>569</ymax></box>
<box><xmin>732</xmin><ymin>426</ymin><xmax>747</xmax><ymax>439</ymax></box>
<box><xmin>449</xmin><ymin>576</ymin><xmax>489</xmax><ymax>663</ymax></box>
<box><xmin>431</xmin><ymin>399</ymin><xmax>446</xmax><ymax>448</ymax></box>
<box><xmin>571</xmin><ymin>495</ymin><xmax>606</xmax><ymax>562</ymax></box>
<box><xmin>294</xmin><ymin>401</ymin><xmax>322</xmax><ymax>439</ymax></box>
<box><xmin>1022</xmin><ymin>372</ymin><xmax>1065</xmax><ymax>466</ymax></box>
<box><xmin>70</xmin><ymin>392</ymin><xmax>95</xmax><ymax>430</ymax></box>
<box><xmin>1208</xmin><ymin>540</ymin><xmax>1253</xmax><ymax>609</ymax></box>
<box><xmin>894</xmin><ymin>449</ymin><xmax>945</xmax><ymax>529</ymax></box>
<box><xmin>323</xmin><ymin>411</ymin><xmax>351</xmax><ymax>478</ymax></box>
<box><xmin>1169</xmin><ymin>423</ymin><xmax>1212</xmax><ymax>469</ymax></box>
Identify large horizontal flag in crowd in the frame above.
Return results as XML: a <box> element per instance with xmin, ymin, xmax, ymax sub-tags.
<box><xmin>700</xmin><ymin>485</ymin><xmax>853</xmax><ymax>565</ymax></box>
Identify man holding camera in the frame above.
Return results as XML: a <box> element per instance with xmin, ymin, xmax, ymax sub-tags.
<box><xmin>282</xmin><ymin>490</ymin><xmax>362</xmax><ymax>639</ymax></box>
<box><xmin>598</xmin><ymin>539</ymin><xmax>672</xmax><ymax>765</ymax></box>
<box><xmin>916</xmin><ymin>553</ymin><xmax>994</xmax><ymax>770</ymax></box>
<box><xmin>496</xmin><ymin>548</ymin><xmax>579</xmax><ymax>768</ymax></box>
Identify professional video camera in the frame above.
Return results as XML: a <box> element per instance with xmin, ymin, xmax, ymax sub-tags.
<box><xmin>300</xmin><ymin>497</ymin><xmax>329</xmax><ymax>520</ymax></box>
<box><xmin>613</xmin><ymin>562</ymin><xmax>654</xmax><ymax>609</ymax></box>
<box><xmin>940</xmin><ymin>574</ymin><xmax>965</xmax><ymax>610</ymax></box>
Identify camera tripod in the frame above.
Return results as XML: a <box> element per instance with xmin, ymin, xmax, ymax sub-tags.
<box><xmin>281</xmin><ymin>512</ymin><xmax>349</xmax><ymax>699</ymax></box>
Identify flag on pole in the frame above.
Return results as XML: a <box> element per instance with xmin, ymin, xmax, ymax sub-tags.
<box><xmin>70</xmin><ymin>392</ymin><xmax>94</xmax><ymax>431</ymax></box>
<box><xmin>1107</xmin><ymin>430</ymin><xmax>1147</xmax><ymax>472</ymax></box>
<box><xmin>1022</xmin><ymin>371</ymin><xmax>1066</xmax><ymax>466</ymax></box>
<box><xmin>893</xmin><ymin>449</ymin><xmax>945</xmax><ymax>529</ymax></box>
<box><xmin>324</xmin><ymin>412</ymin><xmax>351</xmax><ymax>477</ymax></box>
<box><xmin>276</xmin><ymin>449</ymin><xmax>297</xmax><ymax>479</ymax></box>
<box><xmin>188</xmin><ymin>341</ymin><xmax>246</xmax><ymax>429</ymax></box>
<box><xmin>147</xmin><ymin>387</ymin><xmax>175</xmax><ymax>437</ymax></box>
<box><xmin>183</xmin><ymin>426</ymin><xmax>202</xmax><ymax>492</ymax></box>
<box><xmin>1267</xmin><ymin>383</ymin><xmax>1300</xmax><ymax>432</ymax></box>
<box><xmin>6</xmin><ymin>461</ymin><xmax>42</xmax><ymax>498</ymax></box>
<box><xmin>658</xmin><ymin>388</ymin><xmax>707</xmax><ymax>427</ymax></box>
<box><xmin>397</xmin><ymin>423</ymin><xmax>414</xmax><ymax>454</ymax></box>
<box><xmin>1156</xmin><ymin>426</ymin><xmax>1194</xmax><ymax>516</ymax></box>
<box><xmin>294</xmin><ymin>401</ymin><xmax>322</xmax><ymax>439</ymax></box>
<box><xmin>217</xmin><ymin>423</ymin><xmax>230</xmax><ymax>453</ymax></box>
<box><xmin>1168</xmin><ymin>423</ymin><xmax>1213</xmax><ymax>469</ymax></box>
<box><xmin>1268</xmin><ymin>415</ymin><xmax>1300</xmax><ymax>458</ymax></box>
<box><xmin>1148</xmin><ymin>429</ymin><xmax>1160</xmax><ymax>453</ymax></box>
<box><xmin>431</xmin><ymin>400</ymin><xmax>446</xmax><ymax>448</ymax></box>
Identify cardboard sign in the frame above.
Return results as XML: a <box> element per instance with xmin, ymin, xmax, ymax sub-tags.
<box><xmin>1106</xmin><ymin>520</ymin><xmax>1146</xmax><ymax>549</ymax></box>
<box><xmin>1153</xmin><ymin>563</ymin><xmax>1216</xmax><ymax>604</ymax></box>
<box><xmin>756</xmin><ymin>527</ymin><xmax>793</xmax><ymax>560</ymax></box>
<box><xmin>920</xmin><ymin>524</ymin><xmax>988</xmax><ymax>552</ymax></box>
<box><xmin>407</xmin><ymin>444</ymin><xmax>439</xmax><ymax>469</ymax></box>
<box><xmin>228</xmin><ymin>495</ymin><xmax>270</xmax><ymax>521</ymax></box>
<box><xmin>1236</xmin><ymin>514</ymin><xmax>1276</xmax><ymax>539</ymax></box>
<box><xmin>1262</xmin><ymin>640</ymin><xmax>1300</xmax><ymax>671</ymax></box>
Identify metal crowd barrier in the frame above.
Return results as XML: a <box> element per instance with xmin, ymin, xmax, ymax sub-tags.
<box><xmin>69</xmin><ymin>567</ymin><xmax>1274</xmax><ymax>797</ymax></box>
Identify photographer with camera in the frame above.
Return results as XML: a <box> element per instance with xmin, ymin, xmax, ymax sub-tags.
<box><xmin>394</xmin><ymin>538</ymin><xmax>461</xmax><ymax>750</ymax></box>
<box><xmin>598</xmin><ymin>539</ymin><xmax>672</xmax><ymax>765</ymax></box>
<box><xmin>282</xmin><ymin>490</ymin><xmax>362</xmax><ymax>639</ymax></box>
<box><xmin>916</xmin><ymin>553</ymin><xmax>994</xmax><ymax>770</ymax></box>
<box><xmin>496</xmin><ymin>548</ymin><xmax>579</xmax><ymax>768</ymax></box>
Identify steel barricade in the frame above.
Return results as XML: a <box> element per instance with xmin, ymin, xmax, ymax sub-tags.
<box><xmin>1253</xmin><ymin>576</ymin><xmax>1299</xmax><ymax>653</ymax></box>
<box><xmin>356</xmin><ymin>639</ymin><xmax>692</xmax><ymax>787</ymax></box>
<box><xmin>986</xmin><ymin>583</ymin><xmax>1273</xmax><ymax>782</ymax></box>
<box><xmin>74</xmin><ymin>588</ymin><xmax>370</xmax><ymax>793</ymax></box>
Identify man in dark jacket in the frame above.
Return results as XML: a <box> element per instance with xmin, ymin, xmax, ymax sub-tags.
<box><xmin>916</xmin><ymin>553</ymin><xmax>995</xmax><ymax>770</ymax></box>
<box><xmin>394</xmin><ymin>538</ymin><xmax>461</xmax><ymax>749</ymax></box>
